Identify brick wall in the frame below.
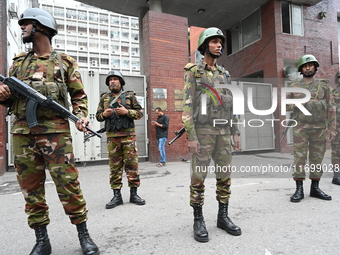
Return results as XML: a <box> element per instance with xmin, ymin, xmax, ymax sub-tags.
<box><xmin>0</xmin><ymin>0</ymin><xmax>8</xmax><ymax>176</ymax></box>
<box><xmin>142</xmin><ymin>11</ymin><xmax>190</xmax><ymax>162</ymax></box>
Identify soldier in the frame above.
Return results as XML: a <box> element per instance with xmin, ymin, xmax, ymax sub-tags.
<box><xmin>287</xmin><ymin>54</ymin><xmax>336</xmax><ymax>202</ymax></box>
<box><xmin>0</xmin><ymin>8</ymin><xmax>99</xmax><ymax>255</ymax></box>
<box><xmin>331</xmin><ymin>71</ymin><xmax>340</xmax><ymax>185</ymax></box>
<box><xmin>96</xmin><ymin>70</ymin><xmax>145</xmax><ymax>209</ymax></box>
<box><xmin>182</xmin><ymin>27</ymin><xmax>241</xmax><ymax>243</ymax></box>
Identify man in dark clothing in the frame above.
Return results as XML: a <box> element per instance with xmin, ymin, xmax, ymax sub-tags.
<box><xmin>152</xmin><ymin>107</ymin><xmax>169</xmax><ymax>166</ymax></box>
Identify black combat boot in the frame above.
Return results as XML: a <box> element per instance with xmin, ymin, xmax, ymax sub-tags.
<box><xmin>129</xmin><ymin>187</ymin><xmax>145</xmax><ymax>205</ymax></box>
<box><xmin>332</xmin><ymin>171</ymin><xmax>340</xmax><ymax>185</ymax></box>
<box><xmin>76</xmin><ymin>221</ymin><xmax>99</xmax><ymax>255</ymax></box>
<box><xmin>29</xmin><ymin>225</ymin><xmax>52</xmax><ymax>255</ymax></box>
<box><xmin>310</xmin><ymin>180</ymin><xmax>332</xmax><ymax>200</ymax></box>
<box><xmin>193</xmin><ymin>206</ymin><xmax>209</xmax><ymax>242</ymax></box>
<box><xmin>217</xmin><ymin>203</ymin><xmax>242</xmax><ymax>236</ymax></box>
<box><xmin>290</xmin><ymin>180</ymin><xmax>304</xmax><ymax>202</ymax></box>
<box><xmin>105</xmin><ymin>189</ymin><xmax>123</xmax><ymax>209</ymax></box>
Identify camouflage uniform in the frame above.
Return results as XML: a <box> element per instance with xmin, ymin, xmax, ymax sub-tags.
<box><xmin>286</xmin><ymin>79</ymin><xmax>336</xmax><ymax>180</ymax></box>
<box><xmin>96</xmin><ymin>91</ymin><xmax>143</xmax><ymax>189</ymax></box>
<box><xmin>331</xmin><ymin>85</ymin><xmax>340</xmax><ymax>181</ymax></box>
<box><xmin>182</xmin><ymin>59</ymin><xmax>240</xmax><ymax>207</ymax></box>
<box><xmin>0</xmin><ymin>50</ymin><xmax>88</xmax><ymax>228</ymax></box>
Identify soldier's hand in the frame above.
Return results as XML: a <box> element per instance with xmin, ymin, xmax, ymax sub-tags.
<box><xmin>0</xmin><ymin>84</ymin><xmax>12</xmax><ymax>101</ymax></box>
<box><xmin>326</xmin><ymin>130</ymin><xmax>336</xmax><ymax>143</ymax></box>
<box><xmin>232</xmin><ymin>134</ymin><xmax>241</xmax><ymax>151</ymax></box>
<box><xmin>114</xmin><ymin>103</ymin><xmax>129</xmax><ymax>115</ymax></box>
<box><xmin>76</xmin><ymin>118</ymin><xmax>90</xmax><ymax>132</ymax></box>
<box><xmin>103</xmin><ymin>108</ymin><xmax>114</xmax><ymax>118</ymax></box>
<box><xmin>189</xmin><ymin>140</ymin><xmax>201</xmax><ymax>154</ymax></box>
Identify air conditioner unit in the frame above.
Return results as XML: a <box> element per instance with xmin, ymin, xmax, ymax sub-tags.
<box><xmin>91</xmin><ymin>60</ymin><xmax>98</xmax><ymax>66</ymax></box>
<box><xmin>80</xmin><ymin>47</ymin><xmax>83</xmax><ymax>50</ymax></box>
<box><xmin>133</xmin><ymin>67</ymin><xmax>137</xmax><ymax>70</ymax></box>
<box><xmin>90</xmin><ymin>34</ymin><xmax>94</xmax><ymax>36</ymax></box>
<box><xmin>132</xmin><ymin>53</ymin><xmax>136</xmax><ymax>55</ymax></box>
<box><xmin>56</xmin><ymin>44</ymin><xmax>60</xmax><ymax>48</ymax></box>
<box><xmin>112</xmin><ymin>51</ymin><xmax>115</xmax><ymax>53</ymax></box>
<box><xmin>112</xmin><ymin>65</ymin><xmax>118</xmax><ymax>68</ymax></box>
<box><xmin>80</xmin><ymin>32</ymin><xmax>83</xmax><ymax>35</ymax></box>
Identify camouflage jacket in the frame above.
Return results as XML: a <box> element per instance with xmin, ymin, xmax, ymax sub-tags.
<box><xmin>286</xmin><ymin>78</ymin><xmax>335</xmax><ymax>130</ymax></box>
<box><xmin>0</xmin><ymin>50</ymin><xmax>88</xmax><ymax>134</ymax></box>
<box><xmin>182</xmin><ymin>59</ymin><xmax>240</xmax><ymax>141</ymax></box>
<box><xmin>96</xmin><ymin>90</ymin><xmax>143</xmax><ymax>137</ymax></box>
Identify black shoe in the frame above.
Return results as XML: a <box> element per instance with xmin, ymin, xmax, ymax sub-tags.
<box><xmin>30</xmin><ymin>225</ymin><xmax>52</xmax><ymax>255</ymax></box>
<box><xmin>290</xmin><ymin>180</ymin><xmax>304</xmax><ymax>202</ymax></box>
<box><xmin>130</xmin><ymin>187</ymin><xmax>145</xmax><ymax>205</ymax></box>
<box><xmin>193</xmin><ymin>206</ymin><xmax>209</xmax><ymax>242</ymax></box>
<box><xmin>76</xmin><ymin>222</ymin><xmax>99</xmax><ymax>255</ymax></box>
<box><xmin>106</xmin><ymin>189</ymin><xmax>123</xmax><ymax>209</ymax></box>
<box><xmin>310</xmin><ymin>180</ymin><xmax>332</xmax><ymax>200</ymax></box>
<box><xmin>332</xmin><ymin>177</ymin><xmax>340</xmax><ymax>185</ymax></box>
<box><xmin>217</xmin><ymin>203</ymin><xmax>241</xmax><ymax>236</ymax></box>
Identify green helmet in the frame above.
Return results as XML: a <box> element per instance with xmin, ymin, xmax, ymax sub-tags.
<box><xmin>19</xmin><ymin>8</ymin><xmax>58</xmax><ymax>37</ymax></box>
<box><xmin>106</xmin><ymin>70</ymin><xmax>125</xmax><ymax>86</ymax></box>
<box><xmin>197</xmin><ymin>27</ymin><xmax>225</xmax><ymax>55</ymax></box>
<box><xmin>335</xmin><ymin>71</ymin><xmax>340</xmax><ymax>84</ymax></box>
<box><xmin>297</xmin><ymin>54</ymin><xmax>319</xmax><ymax>72</ymax></box>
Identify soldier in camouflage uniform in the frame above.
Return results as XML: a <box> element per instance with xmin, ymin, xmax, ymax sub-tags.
<box><xmin>0</xmin><ymin>8</ymin><xmax>99</xmax><ymax>255</ymax></box>
<box><xmin>287</xmin><ymin>54</ymin><xmax>336</xmax><ymax>203</ymax></box>
<box><xmin>182</xmin><ymin>27</ymin><xmax>241</xmax><ymax>243</ymax></box>
<box><xmin>96</xmin><ymin>70</ymin><xmax>145</xmax><ymax>209</ymax></box>
<box><xmin>331</xmin><ymin>71</ymin><xmax>340</xmax><ymax>185</ymax></box>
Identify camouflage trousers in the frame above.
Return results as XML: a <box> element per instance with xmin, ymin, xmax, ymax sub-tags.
<box><xmin>107</xmin><ymin>136</ymin><xmax>140</xmax><ymax>189</ymax></box>
<box><xmin>190</xmin><ymin>133</ymin><xmax>232</xmax><ymax>207</ymax></box>
<box><xmin>331</xmin><ymin>124</ymin><xmax>340</xmax><ymax>178</ymax></box>
<box><xmin>292</xmin><ymin>126</ymin><xmax>326</xmax><ymax>180</ymax></box>
<box><xmin>12</xmin><ymin>133</ymin><xmax>88</xmax><ymax>229</ymax></box>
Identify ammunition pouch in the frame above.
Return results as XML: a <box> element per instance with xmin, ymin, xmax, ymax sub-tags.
<box><xmin>294</xmin><ymin>100</ymin><xmax>327</xmax><ymax>123</ymax></box>
<box><xmin>193</xmin><ymin>90</ymin><xmax>233</xmax><ymax>125</ymax></box>
<box><xmin>10</xmin><ymin>80</ymin><xmax>69</xmax><ymax>119</ymax></box>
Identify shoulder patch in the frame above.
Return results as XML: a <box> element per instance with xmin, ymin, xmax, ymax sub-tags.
<box><xmin>184</xmin><ymin>63</ymin><xmax>197</xmax><ymax>71</ymax></box>
<box><xmin>13</xmin><ymin>52</ymin><xmax>29</xmax><ymax>61</ymax></box>
<box><xmin>125</xmin><ymin>90</ymin><xmax>136</xmax><ymax>95</ymax></box>
<box><xmin>74</xmin><ymin>71</ymin><xmax>81</xmax><ymax>79</ymax></box>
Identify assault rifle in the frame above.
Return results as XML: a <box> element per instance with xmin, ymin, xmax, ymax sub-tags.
<box><xmin>168</xmin><ymin>127</ymin><xmax>185</xmax><ymax>145</ymax></box>
<box><xmin>279</xmin><ymin>114</ymin><xmax>295</xmax><ymax>143</ymax></box>
<box><xmin>0</xmin><ymin>75</ymin><xmax>102</xmax><ymax>140</ymax></box>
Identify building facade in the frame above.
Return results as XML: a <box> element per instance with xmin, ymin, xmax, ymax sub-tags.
<box><xmin>41</xmin><ymin>0</ymin><xmax>141</xmax><ymax>75</ymax></box>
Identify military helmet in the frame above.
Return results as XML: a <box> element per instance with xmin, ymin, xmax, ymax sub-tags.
<box><xmin>105</xmin><ymin>70</ymin><xmax>125</xmax><ymax>86</ymax></box>
<box><xmin>335</xmin><ymin>71</ymin><xmax>340</xmax><ymax>84</ymax></box>
<box><xmin>18</xmin><ymin>8</ymin><xmax>58</xmax><ymax>37</ymax></box>
<box><xmin>297</xmin><ymin>54</ymin><xmax>319</xmax><ymax>72</ymax></box>
<box><xmin>197</xmin><ymin>27</ymin><xmax>225</xmax><ymax>53</ymax></box>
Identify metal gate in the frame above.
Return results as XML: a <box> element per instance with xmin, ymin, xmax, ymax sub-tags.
<box><xmin>236</xmin><ymin>81</ymin><xmax>275</xmax><ymax>151</ymax></box>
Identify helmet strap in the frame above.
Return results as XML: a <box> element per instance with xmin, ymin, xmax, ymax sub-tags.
<box><xmin>23</xmin><ymin>21</ymin><xmax>52</xmax><ymax>44</ymax></box>
<box><xmin>205</xmin><ymin>47</ymin><xmax>221</xmax><ymax>59</ymax></box>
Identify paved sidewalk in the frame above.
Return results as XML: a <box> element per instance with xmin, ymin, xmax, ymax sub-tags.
<box><xmin>0</xmin><ymin>151</ymin><xmax>339</xmax><ymax>255</ymax></box>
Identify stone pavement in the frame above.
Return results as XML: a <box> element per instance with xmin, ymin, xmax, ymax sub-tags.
<box><xmin>0</xmin><ymin>150</ymin><xmax>339</xmax><ymax>255</ymax></box>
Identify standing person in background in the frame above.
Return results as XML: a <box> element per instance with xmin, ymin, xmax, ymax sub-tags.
<box><xmin>287</xmin><ymin>54</ymin><xmax>336</xmax><ymax>203</ymax></box>
<box><xmin>152</xmin><ymin>107</ymin><xmax>169</xmax><ymax>167</ymax></box>
<box><xmin>331</xmin><ymin>71</ymin><xmax>340</xmax><ymax>186</ymax></box>
<box><xmin>0</xmin><ymin>8</ymin><xmax>99</xmax><ymax>255</ymax></box>
<box><xmin>182</xmin><ymin>27</ymin><xmax>242</xmax><ymax>243</ymax></box>
<box><xmin>96</xmin><ymin>70</ymin><xmax>145</xmax><ymax>210</ymax></box>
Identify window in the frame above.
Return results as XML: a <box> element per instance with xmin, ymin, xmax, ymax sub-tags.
<box><xmin>110</xmin><ymin>15</ymin><xmax>119</xmax><ymax>25</ymax></box>
<box><xmin>226</xmin><ymin>9</ymin><xmax>261</xmax><ymax>54</ymax></box>
<box><xmin>282</xmin><ymin>1</ymin><xmax>303</xmax><ymax>35</ymax></box>
<box><xmin>54</xmin><ymin>7</ymin><xmax>64</xmax><ymax>17</ymax></box>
